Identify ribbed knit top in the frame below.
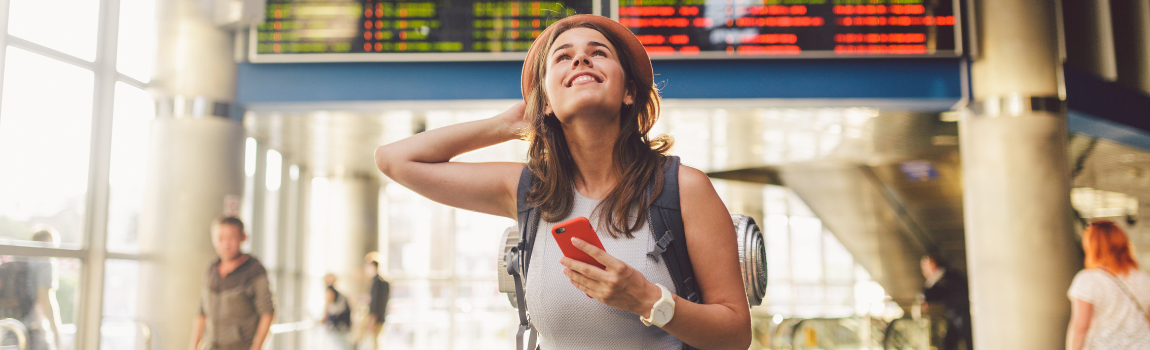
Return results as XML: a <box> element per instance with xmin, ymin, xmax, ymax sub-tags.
<box><xmin>526</xmin><ymin>190</ymin><xmax>684</xmax><ymax>349</ymax></box>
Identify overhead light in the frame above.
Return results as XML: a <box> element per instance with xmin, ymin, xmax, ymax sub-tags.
<box><xmin>1071</xmin><ymin>187</ymin><xmax>1138</xmax><ymax>219</ymax></box>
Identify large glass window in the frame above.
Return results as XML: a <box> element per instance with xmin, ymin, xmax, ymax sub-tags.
<box><xmin>106</xmin><ymin>83</ymin><xmax>156</xmax><ymax>254</ymax></box>
<box><xmin>758</xmin><ymin>185</ymin><xmax>889</xmax><ymax>319</ymax></box>
<box><xmin>100</xmin><ymin>259</ymin><xmax>141</xmax><ymax>350</ymax></box>
<box><xmin>7</xmin><ymin>0</ymin><xmax>100</xmax><ymax>61</ymax></box>
<box><xmin>0</xmin><ymin>47</ymin><xmax>95</xmax><ymax>249</ymax></box>
<box><xmin>116</xmin><ymin>0</ymin><xmax>157</xmax><ymax>82</ymax></box>
<box><xmin>0</xmin><ymin>0</ymin><xmax>160</xmax><ymax>346</ymax></box>
<box><xmin>0</xmin><ymin>256</ymin><xmax>83</xmax><ymax>350</ymax></box>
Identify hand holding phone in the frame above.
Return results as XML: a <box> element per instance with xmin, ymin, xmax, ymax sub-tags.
<box><xmin>552</xmin><ymin>217</ymin><xmax>607</xmax><ymax>270</ymax></box>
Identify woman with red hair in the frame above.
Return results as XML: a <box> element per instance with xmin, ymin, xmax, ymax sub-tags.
<box><xmin>1067</xmin><ymin>221</ymin><xmax>1150</xmax><ymax>350</ymax></box>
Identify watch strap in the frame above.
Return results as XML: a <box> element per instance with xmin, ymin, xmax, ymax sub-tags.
<box><xmin>640</xmin><ymin>284</ymin><xmax>674</xmax><ymax>327</ymax></box>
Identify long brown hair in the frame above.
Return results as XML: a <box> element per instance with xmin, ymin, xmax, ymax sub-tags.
<box><xmin>521</xmin><ymin>20</ymin><xmax>672</xmax><ymax>238</ymax></box>
<box><xmin>1082</xmin><ymin>221</ymin><xmax>1140</xmax><ymax>276</ymax></box>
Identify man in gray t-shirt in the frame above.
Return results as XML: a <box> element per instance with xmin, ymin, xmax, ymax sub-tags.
<box><xmin>190</xmin><ymin>217</ymin><xmax>275</xmax><ymax>350</ymax></box>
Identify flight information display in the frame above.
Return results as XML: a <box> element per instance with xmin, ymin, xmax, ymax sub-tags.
<box><xmin>622</xmin><ymin>0</ymin><xmax>959</xmax><ymax>58</ymax></box>
<box><xmin>252</xmin><ymin>0</ymin><xmax>591</xmax><ymax>61</ymax></box>
<box><xmin>250</xmin><ymin>0</ymin><xmax>960</xmax><ymax>61</ymax></box>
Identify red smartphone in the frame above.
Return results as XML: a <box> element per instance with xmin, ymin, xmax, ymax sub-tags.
<box><xmin>552</xmin><ymin>217</ymin><xmax>608</xmax><ymax>270</ymax></box>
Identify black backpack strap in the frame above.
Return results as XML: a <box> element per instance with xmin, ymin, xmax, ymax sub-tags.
<box><xmin>516</xmin><ymin>165</ymin><xmax>541</xmax><ymax>279</ymax></box>
<box><xmin>511</xmin><ymin>165</ymin><xmax>540</xmax><ymax>350</ymax></box>
<box><xmin>647</xmin><ymin>156</ymin><xmax>702</xmax><ymax>305</ymax></box>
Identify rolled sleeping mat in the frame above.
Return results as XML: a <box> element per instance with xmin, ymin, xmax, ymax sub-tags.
<box><xmin>732</xmin><ymin>214</ymin><xmax>767</xmax><ymax>307</ymax></box>
<box><xmin>498</xmin><ymin>226</ymin><xmax>520</xmax><ymax>308</ymax></box>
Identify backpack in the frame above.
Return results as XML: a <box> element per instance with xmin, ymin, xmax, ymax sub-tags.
<box><xmin>325</xmin><ymin>287</ymin><xmax>352</xmax><ymax>332</ymax></box>
<box><xmin>501</xmin><ymin>156</ymin><xmax>767</xmax><ymax>350</ymax></box>
<box><xmin>0</xmin><ymin>261</ymin><xmax>35</xmax><ymax>320</ymax></box>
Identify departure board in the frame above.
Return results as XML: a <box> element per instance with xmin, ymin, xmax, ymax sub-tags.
<box><xmin>251</xmin><ymin>0</ymin><xmax>591</xmax><ymax>62</ymax></box>
<box><xmin>250</xmin><ymin>0</ymin><xmax>961</xmax><ymax>61</ymax></box>
<box><xmin>622</xmin><ymin>0</ymin><xmax>960</xmax><ymax>58</ymax></box>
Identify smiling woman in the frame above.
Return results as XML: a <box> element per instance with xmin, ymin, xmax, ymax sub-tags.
<box><xmin>374</xmin><ymin>15</ymin><xmax>751</xmax><ymax>350</ymax></box>
<box><xmin>520</xmin><ymin>18</ymin><xmax>667</xmax><ymax>240</ymax></box>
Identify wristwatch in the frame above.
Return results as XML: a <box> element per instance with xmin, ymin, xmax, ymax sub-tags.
<box><xmin>640</xmin><ymin>283</ymin><xmax>676</xmax><ymax>327</ymax></box>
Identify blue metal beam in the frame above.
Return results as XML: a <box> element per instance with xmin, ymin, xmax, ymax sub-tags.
<box><xmin>1065</xmin><ymin>65</ymin><xmax>1150</xmax><ymax>151</ymax></box>
<box><xmin>236</xmin><ymin>58</ymin><xmax>964</xmax><ymax>105</ymax></box>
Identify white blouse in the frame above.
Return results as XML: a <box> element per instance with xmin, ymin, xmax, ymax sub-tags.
<box><xmin>1068</xmin><ymin>268</ymin><xmax>1150</xmax><ymax>350</ymax></box>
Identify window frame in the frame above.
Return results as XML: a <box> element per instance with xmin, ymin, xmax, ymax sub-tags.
<box><xmin>0</xmin><ymin>0</ymin><xmax>149</xmax><ymax>348</ymax></box>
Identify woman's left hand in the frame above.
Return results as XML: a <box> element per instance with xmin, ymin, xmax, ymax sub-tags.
<box><xmin>560</xmin><ymin>237</ymin><xmax>663</xmax><ymax>316</ymax></box>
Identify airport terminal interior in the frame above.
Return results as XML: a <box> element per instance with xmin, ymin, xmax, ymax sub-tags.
<box><xmin>1</xmin><ymin>0</ymin><xmax>1150</xmax><ymax>349</ymax></box>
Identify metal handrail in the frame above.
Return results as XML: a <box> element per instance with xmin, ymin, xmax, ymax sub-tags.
<box><xmin>100</xmin><ymin>317</ymin><xmax>154</xmax><ymax>350</ymax></box>
<box><xmin>771</xmin><ymin>318</ymin><xmax>802</xmax><ymax>350</ymax></box>
<box><xmin>0</xmin><ymin>318</ymin><xmax>28</xmax><ymax>350</ymax></box>
<box><xmin>269</xmin><ymin>320</ymin><xmax>315</xmax><ymax>334</ymax></box>
<box><xmin>790</xmin><ymin>317</ymin><xmax>889</xmax><ymax>350</ymax></box>
<box><xmin>135</xmin><ymin>320</ymin><xmax>153</xmax><ymax>350</ymax></box>
<box><xmin>859</xmin><ymin>166</ymin><xmax>939</xmax><ymax>257</ymax></box>
<box><xmin>882</xmin><ymin>318</ymin><xmax>930</xmax><ymax>350</ymax></box>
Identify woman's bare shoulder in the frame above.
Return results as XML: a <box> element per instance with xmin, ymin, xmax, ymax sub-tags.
<box><xmin>677</xmin><ymin>164</ymin><xmax>716</xmax><ymax>197</ymax></box>
<box><xmin>676</xmin><ymin>164</ymin><xmax>730</xmax><ymax>219</ymax></box>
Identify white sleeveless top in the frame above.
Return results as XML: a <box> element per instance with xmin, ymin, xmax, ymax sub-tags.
<box><xmin>1067</xmin><ymin>268</ymin><xmax>1150</xmax><ymax>350</ymax></box>
<box><xmin>526</xmin><ymin>190</ymin><xmax>684</xmax><ymax>349</ymax></box>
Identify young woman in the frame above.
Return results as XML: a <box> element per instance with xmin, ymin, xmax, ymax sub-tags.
<box><xmin>375</xmin><ymin>14</ymin><xmax>751</xmax><ymax>349</ymax></box>
<box><xmin>1067</xmin><ymin>221</ymin><xmax>1150</xmax><ymax>350</ymax></box>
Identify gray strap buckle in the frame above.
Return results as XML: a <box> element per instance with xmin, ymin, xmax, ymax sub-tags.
<box><xmin>647</xmin><ymin>230</ymin><xmax>674</xmax><ymax>262</ymax></box>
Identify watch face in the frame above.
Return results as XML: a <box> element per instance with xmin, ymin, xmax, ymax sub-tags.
<box><xmin>654</xmin><ymin>303</ymin><xmax>674</xmax><ymax>324</ymax></box>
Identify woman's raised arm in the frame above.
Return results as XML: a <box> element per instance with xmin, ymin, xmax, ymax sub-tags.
<box><xmin>374</xmin><ymin>101</ymin><xmax>528</xmax><ymax>219</ymax></box>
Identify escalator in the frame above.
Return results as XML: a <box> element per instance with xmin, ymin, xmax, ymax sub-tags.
<box><xmin>758</xmin><ymin>315</ymin><xmax>934</xmax><ymax>350</ymax></box>
<box><xmin>710</xmin><ymin>111</ymin><xmax>965</xmax><ymax>307</ymax></box>
<box><xmin>711</xmin><ymin>111</ymin><xmax>1107</xmax><ymax>310</ymax></box>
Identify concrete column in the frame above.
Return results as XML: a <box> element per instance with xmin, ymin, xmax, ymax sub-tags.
<box><xmin>962</xmin><ymin>0</ymin><xmax>1081</xmax><ymax>348</ymax></box>
<box><xmin>153</xmin><ymin>0</ymin><xmax>236</xmax><ymax>101</ymax></box>
<box><xmin>138</xmin><ymin>117</ymin><xmax>245</xmax><ymax>350</ymax></box>
<box><xmin>1111</xmin><ymin>0</ymin><xmax>1150</xmax><ymax>93</ymax></box>
<box><xmin>1062</xmin><ymin>0</ymin><xmax>1119</xmax><ymax>80</ymax></box>
<box><xmin>309</xmin><ymin>175</ymin><xmax>380</xmax><ymax>299</ymax></box>
<box><xmin>292</xmin><ymin>168</ymin><xmax>312</xmax><ymax>349</ymax></box>
<box><xmin>139</xmin><ymin>1</ymin><xmax>240</xmax><ymax>349</ymax></box>
<box><xmin>272</xmin><ymin>160</ymin><xmax>296</xmax><ymax>349</ymax></box>
<box><xmin>250</xmin><ymin>143</ymin><xmax>269</xmax><ymax>263</ymax></box>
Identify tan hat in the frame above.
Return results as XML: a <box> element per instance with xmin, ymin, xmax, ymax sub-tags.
<box><xmin>521</xmin><ymin>15</ymin><xmax>653</xmax><ymax>100</ymax></box>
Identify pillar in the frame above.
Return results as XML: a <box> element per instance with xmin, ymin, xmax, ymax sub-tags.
<box><xmin>1111</xmin><ymin>0</ymin><xmax>1150</xmax><ymax>93</ymax></box>
<box><xmin>137</xmin><ymin>0</ymin><xmax>241</xmax><ymax>349</ymax></box>
<box><xmin>961</xmin><ymin>0</ymin><xmax>1082</xmax><ymax>348</ymax></box>
<box><xmin>1062</xmin><ymin>0</ymin><xmax>1118</xmax><ymax>80</ymax></box>
<box><xmin>137</xmin><ymin>117</ymin><xmax>245</xmax><ymax>350</ymax></box>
